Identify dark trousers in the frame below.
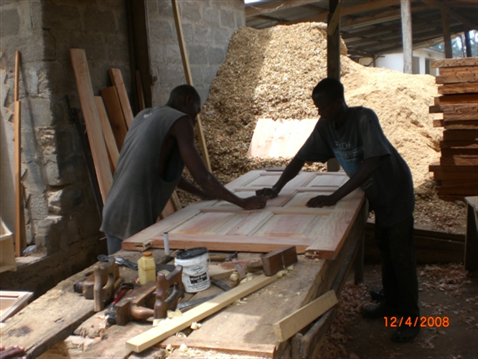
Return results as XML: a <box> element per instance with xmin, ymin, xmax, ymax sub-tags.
<box><xmin>375</xmin><ymin>215</ymin><xmax>420</xmax><ymax>318</ymax></box>
<box><xmin>106</xmin><ymin>233</ymin><xmax>123</xmax><ymax>254</ymax></box>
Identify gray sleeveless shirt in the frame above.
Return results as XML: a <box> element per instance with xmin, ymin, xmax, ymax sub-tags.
<box><xmin>100</xmin><ymin>106</ymin><xmax>187</xmax><ymax>239</ymax></box>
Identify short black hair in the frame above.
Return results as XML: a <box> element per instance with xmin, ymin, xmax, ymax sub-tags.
<box><xmin>169</xmin><ymin>84</ymin><xmax>200</xmax><ymax>103</ymax></box>
<box><xmin>312</xmin><ymin>78</ymin><xmax>344</xmax><ymax>101</ymax></box>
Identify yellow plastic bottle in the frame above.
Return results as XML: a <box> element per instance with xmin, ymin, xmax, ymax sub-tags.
<box><xmin>138</xmin><ymin>251</ymin><xmax>156</xmax><ymax>284</ymax></box>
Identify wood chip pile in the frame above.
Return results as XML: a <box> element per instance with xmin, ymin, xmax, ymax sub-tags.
<box><xmin>185</xmin><ymin>22</ymin><xmax>466</xmax><ymax>233</ymax></box>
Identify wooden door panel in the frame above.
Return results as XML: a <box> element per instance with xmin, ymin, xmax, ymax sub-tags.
<box><xmin>307</xmin><ymin>173</ymin><xmax>348</xmax><ymax>188</ymax></box>
<box><xmin>122</xmin><ymin>170</ymin><xmax>365</xmax><ymax>259</ymax></box>
<box><xmin>253</xmin><ymin>214</ymin><xmax>317</xmax><ymax>238</ymax></box>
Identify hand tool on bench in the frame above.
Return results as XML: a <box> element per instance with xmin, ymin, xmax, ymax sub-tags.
<box><xmin>154</xmin><ymin>265</ymin><xmax>185</xmax><ymax>319</ymax></box>
<box><xmin>114</xmin><ymin>265</ymin><xmax>184</xmax><ymax>325</ymax></box>
<box><xmin>74</xmin><ymin>259</ymin><xmax>123</xmax><ymax>300</ymax></box>
<box><xmin>97</xmin><ymin>254</ymin><xmax>176</xmax><ymax>272</ymax></box>
<box><xmin>106</xmin><ymin>282</ymin><xmax>135</xmax><ymax>325</ymax></box>
<box><xmin>94</xmin><ymin>257</ymin><xmax>122</xmax><ymax>311</ymax></box>
<box><xmin>219</xmin><ymin>246</ymin><xmax>298</xmax><ymax>276</ymax></box>
<box><xmin>177</xmin><ymin>279</ymin><xmax>232</xmax><ymax>310</ymax></box>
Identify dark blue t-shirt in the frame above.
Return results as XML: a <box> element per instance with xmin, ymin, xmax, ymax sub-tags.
<box><xmin>296</xmin><ymin>106</ymin><xmax>414</xmax><ymax>228</ymax></box>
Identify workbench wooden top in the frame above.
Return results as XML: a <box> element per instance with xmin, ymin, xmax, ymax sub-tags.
<box><xmin>2</xmin><ymin>170</ymin><xmax>367</xmax><ymax>359</ymax></box>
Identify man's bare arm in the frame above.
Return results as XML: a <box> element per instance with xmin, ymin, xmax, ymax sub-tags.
<box><xmin>170</xmin><ymin>117</ymin><xmax>266</xmax><ymax>210</ymax></box>
<box><xmin>307</xmin><ymin>156</ymin><xmax>380</xmax><ymax>207</ymax></box>
<box><xmin>177</xmin><ymin>176</ymin><xmax>215</xmax><ymax>200</ymax></box>
<box><xmin>256</xmin><ymin>156</ymin><xmax>305</xmax><ymax>198</ymax></box>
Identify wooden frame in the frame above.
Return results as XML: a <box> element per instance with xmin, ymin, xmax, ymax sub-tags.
<box><xmin>0</xmin><ymin>291</ymin><xmax>33</xmax><ymax>322</ymax></box>
<box><xmin>0</xmin><ymin>220</ymin><xmax>16</xmax><ymax>273</ymax></box>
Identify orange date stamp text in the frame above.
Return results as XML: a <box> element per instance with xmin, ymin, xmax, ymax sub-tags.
<box><xmin>384</xmin><ymin>316</ymin><xmax>450</xmax><ymax>328</ymax></box>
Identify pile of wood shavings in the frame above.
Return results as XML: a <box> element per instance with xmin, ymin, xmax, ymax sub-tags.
<box><xmin>181</xmin><ymin>22</ymin><xmax>466</xmax><ymax>234</ymax></box>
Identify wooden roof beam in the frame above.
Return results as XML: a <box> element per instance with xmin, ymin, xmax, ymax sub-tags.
<box><xmin>421</xmin><ymin>0</ymin><xmax>476</xmax><ymax>30</ymax></box>
<box><xmin>245</xmin><ymin>0</ymin><xmax>323</xmax><ymax>18</ymax></box>
<box><xmin>289</xmin><ymin>0</ymin><xmax>402</xmax><ymax>24</ymax></box>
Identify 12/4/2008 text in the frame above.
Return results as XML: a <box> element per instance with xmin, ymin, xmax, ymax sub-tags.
<box><xmin>384</xmin><ymin>316</ymin><xmax>450</xmax><ymax>328</ymax></box>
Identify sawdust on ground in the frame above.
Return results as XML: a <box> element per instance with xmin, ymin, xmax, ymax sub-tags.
<box><xmin>178</xmin><ymin>23</ymin><xmax>467</xmax><ymax>234</ymax></box>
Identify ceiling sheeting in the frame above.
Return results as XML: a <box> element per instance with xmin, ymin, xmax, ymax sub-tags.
<box><xmin>245</xmin><ymin>0</ymin><xmax>478</xmax><ymax>57</ymax></box>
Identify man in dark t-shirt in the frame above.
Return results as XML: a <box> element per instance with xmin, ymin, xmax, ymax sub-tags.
<box><xmin>256</xmin><ymin>78</ymin><xmax>420</xmax><ymax>342</ymax></box>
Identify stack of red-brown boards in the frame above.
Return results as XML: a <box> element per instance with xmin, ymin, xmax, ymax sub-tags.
<box><xmin>428</xmin><ymin>57</ymin><xmax>478</xmax><ymax>201</ymax></box>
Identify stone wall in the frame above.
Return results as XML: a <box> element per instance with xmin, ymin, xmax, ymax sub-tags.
<box><xmin>0</xmin><ymin>0</ymin><xmax>130</xmax><ymax>295</ymax></box>
<box><xmin>146</xmin><ymin>0</ymin><xmax>245</xmax><ymax>106</ymax></box>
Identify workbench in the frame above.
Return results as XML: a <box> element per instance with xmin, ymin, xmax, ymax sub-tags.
<box><xmin>0</xmin><ymin>170</ymin><xmax>367</xmax><ymax>359</ymax></box>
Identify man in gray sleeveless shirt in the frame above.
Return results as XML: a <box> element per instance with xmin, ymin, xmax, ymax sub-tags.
<box><xmin>101</xmin><ymin>85</ymin><xmax>266</xmax><ymax>254</ymax></box>
<box><xmin>256</xmin><ymin>78</ymin><xmax>420</xmax><ymax>343</ymax></box>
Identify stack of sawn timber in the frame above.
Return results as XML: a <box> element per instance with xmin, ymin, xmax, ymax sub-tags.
<box><xmin>428</xmin><ymin>57</ymin><xmax>478</xmax><ymax>201</ymax></box>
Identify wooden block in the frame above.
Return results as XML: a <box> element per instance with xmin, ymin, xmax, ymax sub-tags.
<box><xmin>101</xmin><ymin>86</ymin><xmax>128</xmax><ymax>151</ymax></box>
<box><xmin>441</xmin><ymin>146</ymin><xmax>478</xmax><ymax>157</ymax></box>
<box><xmin>109</xmin><ymin>68</ymin><xmax>134</xmax><ymax>128</ymax></box>
<box><xmin>432</xmin><ymin>58</ymin><xmax>478</xmax><ymax>68</ymax></box>
<box><xmin>95</xmin><ymin>96</ymin><xmax>120</xmax><ymax>170</ymax></box>
<box><xmin>440</xmin><ymin>155</ymin><xmax>478</xmax><ymax>166</ymax></box>
<box><xmin>434</xmin><ymin>94</ymin><xmax>478</xmax><ymax>105</ymax></box>
<box><xmin>443</xmin><ymin>113</ymin><xmax>478</xmax><ymax>121</ymax></box>
<box><xmin>437</xmin><ymin>186</ymin><xmax>478</xmax><ymax>196</ymax></box>
<box><xmin>261</xmin><ymin>246</ymin><xmax>298</xmax><ymax>276</ymax></box>
<box><xmin>70</xmin><ymin>49</ymin><xmax>113</xmax><ymax>203</ymax></box>
<box><xmin>273</xmin><ymin>290</ymin><xmax>338</xmax><ymax>342</ymax></box>
<box><xmin>159</xmin><ymin>337</ymin><xmax>276</xmax><ymax>358</ymax></box>
<box><xmin>438</xmin><ymin>82</ymin><xmax>478</xmax><ymax>95</ymax></box>
<box><xmin>436</xmin><ymin>73</ymin><xmax>478</xmax><ymax>84</ymax></box>
<box><xmin>429</xmin><ymin>162</ymin><xmax>478</xmax><ymax>173</ymax></box>
<box><xmin>440</xmin><ymin>139</ymin><xmax>478</xmax><ymax>149</ymax></box>
<box><xmin>443</xmin><ymin>129</ymin><xmax>478</xmax><ymax>142</ymax></box>
<box><xmin>432</xmin><ymin>171</ymin><xmax>478</xmax><ymax>181</ymax></box>
<box><xmin>438</xmin><ymin>66</ymin><xmax>478</xmax><ymax>75</ymax></box>
<box><xmin>126</xmin><ymin>274</ymin><xmax>278</xmax><ymax>353</ymax></box>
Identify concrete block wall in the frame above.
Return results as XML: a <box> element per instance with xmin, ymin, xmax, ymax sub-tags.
<box><xmin>0</xmin><ymin>0</ymin><xmax>130</xmax><ymax>296</ymax></box>
<box><xmin>145</xmin><ymin>0</ymin><xmax>245</xmax><ymax>106</ymax></box>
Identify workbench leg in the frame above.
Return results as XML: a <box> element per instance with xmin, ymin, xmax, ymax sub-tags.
<box><xmin>464</xmin><ymin>202</ymin><xmax>478</xmax><ymax>271</ymax></box>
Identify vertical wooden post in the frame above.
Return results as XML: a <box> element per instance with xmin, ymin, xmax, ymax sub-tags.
<box><xmin>171</xmin><ymin>0</ymin><xmax>211</xmax><ymax>172</ymax></box>
<box><xmin>14</xmin><ymin>51</ymin><xmax>26</xmax><ymax>257</ymax></box>
<box><xmin>401</xmin><ymin>0</ymin><xmax>413</xmax><ymax>74</ymax></box>
<box><xmin>327</xmin><ymin>0</ymin><xmax>341</xmax><ymax>172</ymax></box>
<box><xmin>441</xmin><ymin>8</ymin><xmax>452</xmax><ymax>58</ymax></box>
<box><xmin>464</xmin><ymin>29</ymin><xmax>472</xmax><ymax>58</ymax></box>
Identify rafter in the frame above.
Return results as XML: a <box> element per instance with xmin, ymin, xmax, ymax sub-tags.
<box><xmin>421</xmin><ymin>0</ymin><xmax>476</xmax><ymax>29</ymax></box>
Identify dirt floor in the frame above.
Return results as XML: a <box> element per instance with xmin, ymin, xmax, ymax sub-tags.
<box><xmin>320</xmin><ymin>263</ymin><xmax>478</xmax><ymax>359</ymax></box>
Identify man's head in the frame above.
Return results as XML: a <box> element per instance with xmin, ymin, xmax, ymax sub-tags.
<box><xmin>312</xmin><ymin>78</ymin><xmax>346</xmax><ymax>123</ymax></box>
<box><xmin>166</xmin><ymin>84</ymin><xmax>201</xmax><ymax>123</ymax></box>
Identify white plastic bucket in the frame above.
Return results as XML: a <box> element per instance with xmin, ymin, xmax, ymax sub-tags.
<box><xmin>174</xmin><ymin>247</ymin><xmax>210</xmax><ymax>293</ymax></box>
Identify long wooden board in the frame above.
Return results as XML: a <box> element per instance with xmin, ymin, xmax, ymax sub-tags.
<box><xmin>432</xmin><ymin>58</ymin><xmax>478</xmax><ymax>68</ymax></box>
<box><xmin>101</xmin><ymin>86</ymin><xmax>128</xmax><ymax>151</ymax></box>
<box><xmin>95</xmin><ymin>96</ymin><xmax>120</xmax><ymax>169</ymax></box>
<box><xmin>109</xmin><ymin>68</ymin><xmax>134</xmax><ymax>128</ymax></box>
<box><xmin>70</xmin><ymin>48</ymin><xmax>112</xmax><ymax>203</ymax></box>
<box><xmin>273</xmin><ymin>290</ymin><xmax>338</xmax><ymax>342</ymax></box>
<box><xmin>126</xmin><ymin>274</ymin><xmax>279</xmax><ymax>353</ymax></box>
<box><xmin>248</xmin><ymin>118</ymin><xmax>318</xmax><ymax>158</ymax></box>
<box><xmin>122</xmin><ymin>171</ymin><xmax>363</xmax><ymax>259</ymax></box>
<box><xmin>160</xmin><ymin>337</ymin><xmax>276</xmax><ymax>358</ymax></box>
<box><xmin>438</xmin><ymin>82</ymin><xmax>478</xmax><ymax>95</ymax></box>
